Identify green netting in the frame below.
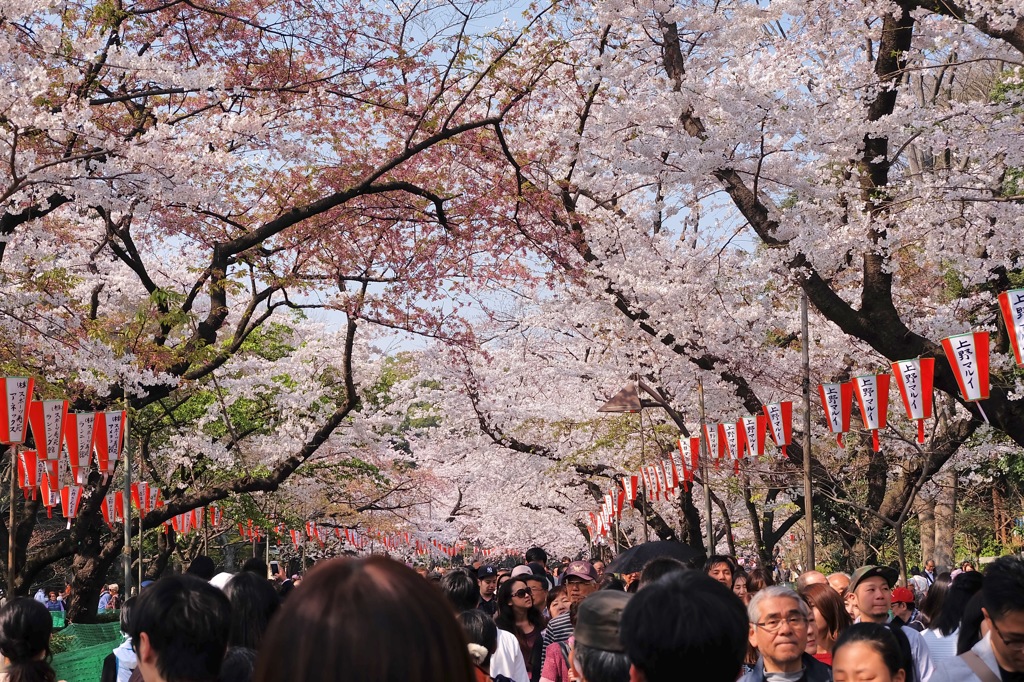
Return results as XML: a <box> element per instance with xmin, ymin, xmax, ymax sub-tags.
<box><xmin>50</xmin><ymin>611</ymin><xmax>65</xmax><ymax>629</ymax></box>
<box><xmin>56</xmin><ymin>621</ymin><xmax>121</xmax><ymax>649</ymax></box>
<box><xmin>51</xmin><ymin>640</ymin><xmax>117</xmax><ymax>682</ymax></box>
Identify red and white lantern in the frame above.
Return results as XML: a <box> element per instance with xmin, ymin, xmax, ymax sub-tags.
<box><xmin>29</xmin><ymin>400</ymin><xmax>67</xmax><ymax>464</ymax></box>
<box><xmin>891</xmin><ymin>358</ymin><xmax>935</xmax><ymax>443</ymax></box>
<box><xmin>678</xmin><ymin>436</ymin><xmax>700</xmax><ymax>471</ymax></box>
<box><xmin>0</xmin><ymin>377</ymin><xmax>34</xmax><ymax>445</ymax></box>
<box><xmin>763</xmin><ymin>402</ymin><xmax>793</xmax><ymax>451</ymax></box>
<box><xmin>64</xmin><ymin>412</ymin><xmax>96</xmax><ymax>485</ymax></box>
<box><xmin>818</xmin><ymin>382</ymin><xmax>853</xmax><ymax>448</ymax></box>
<box><xmin>704</xmin><ymin>424</ymin><xmax>721</xmax><ymax>469</ymax></box>
<box><xmin>61</xmin><ymin>485</ymin><xmax>84</xmax><ymax>526</ymax></box>
<box><xmin>94</xmin><ymin>410</ymin><xmax>126</xmax><ymax>481</ymax></box>
<box><xmin>17</xmin><ymin>449</ymin><xmax>39</xmax><ymax>499</ymax></box>
<box><xmin>942</xmin><ymin>332</ymin><xmax>991</xmax><ymax>404</ymax></box>
<box><xmin>853</xmin><ymin>374</ymin><xmax>890</xmax><ymax>452</ymax></box>
<box><xmin>621</xmin><ymin>475</ymin><xmax>638</xmax><ymax>504</ymax></box>
<box><xmin>998</xmin><ymin>289</ymin><xmax>1024</xmax><ymax>366</ymax></box>
<box><xmin>719</xmin><ymin>422</ymin><xmax>742</xmax><ymax>474</ymax></box>
<box><xmin>741</xmin><ymin>415</ymin><xmax>767</xmax><ymax>458</ymax></box>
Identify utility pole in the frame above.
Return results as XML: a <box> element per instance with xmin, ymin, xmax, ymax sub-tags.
<box><xmin>801</xmin><ymin>290</ymin><xmax>815</xmax><ymax>569</ymax></box>
<box><xmin>123</xmin><ymin>403</ymin><xmax>132</xmax><ymax>596</ymax></box>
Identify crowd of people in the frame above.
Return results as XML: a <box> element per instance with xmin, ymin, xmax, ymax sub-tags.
<box><xmin>0</xmin><ymin>548</ymin><xmax>1020</xmax><ymax>682</ymax></box>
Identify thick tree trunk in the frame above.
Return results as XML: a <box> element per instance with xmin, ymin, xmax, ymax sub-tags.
<box><xmin>677</xmin><ymin>488</ymin><xmax>706</xmax><ymax>557</ymax></box>
<box><xmin>933</xmin><ymin>469</ymin><xmax>957</xmax><ymax>570</ymax></box>
<box><xmin>918</xmin><ymin>498</ymin><xmax>936</xmax><ymax>567</ymax></box>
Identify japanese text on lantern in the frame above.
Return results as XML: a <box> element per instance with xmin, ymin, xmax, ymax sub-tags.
<box><xmin>954</xmin><ymin>338</ymin><xmax>977</xmax><ymax>390</ymax></box>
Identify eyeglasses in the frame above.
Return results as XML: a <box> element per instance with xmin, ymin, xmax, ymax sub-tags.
<box><xmin>512</xmin><ymin>589</ymin><xmax>532</xmax><ymax>599</ymax></box>
<box><xmin>990</xmin><ymin>618</ymin><xmax>1024</xmax><ymax>651</ymax></box>
<box><xmin>752</xmin><ymin>615</ymin><xmax>809</xmax><ymax>633</ymax></box>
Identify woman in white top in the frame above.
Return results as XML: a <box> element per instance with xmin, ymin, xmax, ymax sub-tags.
<box><xmin>922</xmin><ymin>571</ymin><xmax>984</xmax><ymax>664</ymax></box>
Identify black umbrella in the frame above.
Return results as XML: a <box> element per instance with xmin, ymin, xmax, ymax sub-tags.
<box><xmin>606</xmin><ymin>540</ymin><xmax>704</xmax><ymax>575</ymax></box>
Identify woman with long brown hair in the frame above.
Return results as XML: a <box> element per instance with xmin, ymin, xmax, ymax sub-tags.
<box><xmin>800</xmin><ymin>581</ymin><xmax>853</xmax><ymax>665</ymax></box>
<box><xmin>255</xmin><ymin>556</ymin><xmax>476</xmax><ymax>682</ymax></box>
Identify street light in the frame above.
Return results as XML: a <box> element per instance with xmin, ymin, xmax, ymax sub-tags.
<box><xmin>599</xmin><ymin>375</ymin><xmax>714</xmax><ymax>553</ymax></box>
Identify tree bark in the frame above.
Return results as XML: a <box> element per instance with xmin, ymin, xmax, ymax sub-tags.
<box><xmin>918</xmin><ymin>498</ymin><xmax>936</xmax><ymax>567</ymax></box>
<box><xmin>933</xmin><ymin>469</ymin><xmax>957</xmax><ymax>570</ymax></box>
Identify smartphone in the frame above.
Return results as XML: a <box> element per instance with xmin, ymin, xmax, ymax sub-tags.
<box><xmin>269</xmin><ymin>561</ymin><xmax>280</xmax><ymax>577</ymax></box>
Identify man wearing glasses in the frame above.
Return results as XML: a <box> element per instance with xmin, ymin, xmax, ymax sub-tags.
<box><xmin>740</xmin><ymin>585</ymin><xmax>832</xmax><ymax>682</ymax></box>
<box><xmin>945</xmin><ymin>555</ymin><xmax>1024</xmax><ymax>682</ymax></box>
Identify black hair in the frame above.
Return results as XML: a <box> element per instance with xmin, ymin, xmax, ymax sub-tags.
<box><xmin>494</xmin><ymin>578</ymin><xmax>545</xmax><ymax>635</ymax></box>
<box><xmin>187</xmin><ymin>555</ymin><xmax>217</xmax><ymax>581</ymax></box>
<box><xmin>572</xmin><ymin>643</ymin><xmax>631</xmax><ymax>682</ymax></box>
<box><xmin>957</xmin><ymin>591</ymin><xmax>986</xmax><ymax>655</ymax></box>
<box><xmin>225</xmin><ymin>571</ymin><xmax>280</xmax><ymax>650</ymax></box>
<box><xmin>598</xmin><ymin>574</ymin><xmax>626</xmax><ymax>592</ymax></box>
<box><xmin>525</xmin><ymin>547</ymin><xmax>548</xmax><ymax>564</ymax></box>
<box><xmin>128</xmin><ymin>574</ymin><xmax>232</xmax><ymax>682</ymax></box>
<box><xmin>241</xmin><ymin>558</ymin><xmax>268</xmax><ymax>576</ymax></box>
<box><xmin>834</xmin><ymin>622</ymin><xmax>910</xmax><ymax>679</ymax></box>
<box><xmin>639</xmin><ymin>557</ymin><xmax>688</xmax><ymax>588</ymax></box>
<box><xmin>440</xmin><ymin>569</ymin><xmax>479</xmax><ymax>612</ymax></box>
<box><xmin>520</xmin><ymin>573</ymin><xmax>551</xmax><ymax>591</ymax></box>
<box><xmin>219</xmin><ymin>646</ymin><xmax>257</xmax><ymax>682</ymax></box>
<box><xmin>982</xmin><ymin>555</ymin><xmax>1024</xmax><ymax>620</ymax></box>
<box><xmin>932</xmin><ymin>570</ymin><xmax>983</xmax><ymax>636</ymax></box>
<box><xmin>620</xmin><ymin>571</ymin><xmax>747</xmax><ymax>682</ymax></box>
<box><xmin>457</xmin><ymin>609</ymin><xmax>498</xmax><ymax>661</ymax></box>
<box><xmin>120</xmin><ymin>597</ymin><xmax>136</xmax><ymax>634</ymax></box>
<box><xmin>919</xmin><ymin>572</ymin><xmax>952</xmax><ymax>623</ymax></box>
<box><xmin>703</xmin><ymin>555</ymin><xmax>737</xmax><ymax>587</ymax></box>
<box><xmin>0</xmin><ymin>598</ymin><xmax>55</xmax><ymax>682</ymax></box>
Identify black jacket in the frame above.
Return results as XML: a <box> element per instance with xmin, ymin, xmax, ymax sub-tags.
<box><xmin>739</xmin><ymin>653</ymin><xmax>833</xmax><ymax>682</ymax></box>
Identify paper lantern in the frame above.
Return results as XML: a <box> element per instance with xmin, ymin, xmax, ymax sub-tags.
<box><xmin>0</xmin><ymin>377</ymin><xmax>34</xmax><ymax>445</ymax></box>
<box><xmin>818</xmin><ymin>382</ymin><xmax>853</xmax><ymax>447</ymax></box>
<box><xmin>763</xmin><ymin>402</ymin><xmax>793</xmax><ymax>450</ymax></box>
<box><xmin>998</xmin><ymin>289</ymin><xmax>1024</xmax><ymax>366</ymax></box>
<box><xmin>891</xmin><ymin>358</ymin><xmax>935</xmax><ymax>443</ymax></box>
<box><xmin>942</xmin><ymin>332</ymin><xmax>990</xmax><ymax>403</ymax></box>
<box><xmin>853</xmin><ymin>374</ymin><xmax>890</xmax><ymax>452</ymax></box>
<box><xmin>64</xmin><ymin>412</ymin><xmax>96</xmax><ymax>485</ymax></box>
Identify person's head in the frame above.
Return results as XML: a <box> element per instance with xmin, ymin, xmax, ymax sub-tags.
<box><xmin>525</xmin><ymin>547</ymin><xmax>548</xmax><ymax>567</ymax></box>
<box><xmin>849</xmin><ymin>566</ymin><xmax>897</xmax><ymax>624</ymax></box>
<box><xmin>889</xmin><ymin>587</ymin><xmax>916</xmax><ymax>623</ymax></box>
<box><xmin>563</xmin><ymin>560</ymin><xmax>599</xmax><ymax>604</ymax></box>
<box><xmin>495</xmin><ymin>578</ymin><xmax>544</xmax><ymax>634</ymax></box>
<box><xmin>962</xmin><ymin>560</ymin><xmax>975</xmax><ymax>572</ymax></box>
<box><xmin>827</xmin><ymin>572</ymin><xmax>851</xmax><ymax>596</ymax></box>
<box><xmin>931</xmin><ymin>570</ymin><xmax>983</xmax><ymax>637</ymax></box>
<box><xmin>46</xmin><ymin>591</ymin><xmax>57</xmax><ymax>602</ymax></box>
<box><xmin>129</xmin><ymin>574</ymin><xmax>232</xmax><ymax>682</ymax></box>
<box><xmin>477</xmin><ymin>566</ymin><xmax>498</xmax><ymax>599</ymax></box>
<box><xmin>598</xmin><ymin>574</ymin><xmax>626</xmax><ymax>592</ymax></box>
<box><xmin>219</xmin><ymin>647</ymin><xmax>258</xmax><ymax>682</ymax></box>
<box><xmin>957</xmin><ymin>591</ymin><xmax>988</xmax><ymax>656</ymax></box>
<box><xmin>747</xmin><ymin>585</ymin><xmax>810</xmax><ymax>673</ymax></box>
<box><xmin>109</xmin><ymin>584</ymin><xmax>119</xmax><ymax>595</ymax></box>
<box><xmin>254</xmin><ymin>556</ymin><xmax>475</xmax><ymax>682</ymax></box>
<box><xmin>225</xmin><ymin>571</ymin><xmax>280</xmax><ymax>650</ymax></box>
<box><xmin>832</xmin><ymin>622</ymin><xmax>908</xmax><ymax>682</ymax></box>
<box><xmin>457</xmin><ymin>609</ymin><xmax>498</xmax><ymax>669</ymax></box>
<box><xmin>704</xmin><ymin>555</ymin><xmax>736</xmax><ymax>588</ymax></box>
<box><xmin>800</xmin><ymin>582</ymin><xmax>851</xmax><ymax>653</ymax></box>
<box><xmin>572</xmin><ymin>592</ymin><xmax>632</xmax><ymax>682</ymax></box>
<box><xmin>241</xmin><ymin>558</ymin><xmax>268</xmax><ymax>577</ymax></box>
<box><xmin>521</xmin><ymin>574</ymin><xmax>548</xmax><ymax>608</ymax></box>
<box><xmin>796</xmin><ymin>571</ymin><xmax>827</xmax><ymax>591</ymax></box>
<box><xmin>981</xmin><ymin>555</ymin><xmax>1024</xmax><ymax>672</ymax></box>
<box><xmin>747</xmin><ymin>567</ymin><xmax>773</xmax><ymax>596</ymax></box>
<box><xmin>621</xmin><ymin>570</ymin><xmax>747</xmax><ymax>682</ymax></box>
<box><xmin>918</xmin><ymin>571</ymin><xmax>952</xmax><ymax>623</ymax></box>
<box><xmin>638</xmin><ymin>558</ymin><xmax>688</xmax><ymax>590</ymax></box>
<box><xmin>925</xmin><ymin>559</ymin><xmax>936</xmax><ymax>573</ymax></box>
<box><xmin>0</xmin><ymin>598</ymin><xmax>55</xmax><ymax>682</ymax></box>
<box><xmin>733</xmin><ymin>570</ymin><xmax>749</xmax><ymax>604</ymax></box>
<box><xmin>120</xmin><ymin>597</ymin><xmax>136</xmax><ymax>635</ymax></box>
<box><xmin>186</xmin><ymin>555</ymin><xmax>216</xmax><ymax>581</ymax></box>
<box><xmin>547</xmin><ymin>586</ymin><xmax>570</xmax><ymax>619</ymax></box>
<box><xmin>440</xmin><ymin>569</ymin><xmax>479</xmax><ymax>612</ymax></box>
<box><xmin>592</xmin><ymin>561</ymin><xmax>606</xmax><ymax>577</ymax></box>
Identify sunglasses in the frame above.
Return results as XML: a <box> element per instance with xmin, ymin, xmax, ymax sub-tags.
<box><xmin>512</xmin><ymin>589</ymin><xmax>532</xmax><ymax>599</ymax></box>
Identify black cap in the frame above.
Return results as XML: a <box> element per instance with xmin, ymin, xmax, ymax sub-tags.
<box><xmin>849</xmin><ymin>565</ymin><xmax>899</xmax><ymax>592</ymax></box>
<box><xmin>477</xmin><ymin>565</ymin><xmax>498</xmax><ymax>579</ymax></box>
<box><xmin>575</xmin><ymin>591</ymin><xmax>632</xmax><ymax>652</ymax></box>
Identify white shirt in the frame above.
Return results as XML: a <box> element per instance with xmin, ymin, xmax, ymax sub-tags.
<box><xmin>923</xmin><ymin>627</ymin><xmax>960</xmax><ymax>665</ymax></box>
<box><xmin>491</xmin><ymin>629</ymin><xmax>530</xmax><ymax>682</ymax></box>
